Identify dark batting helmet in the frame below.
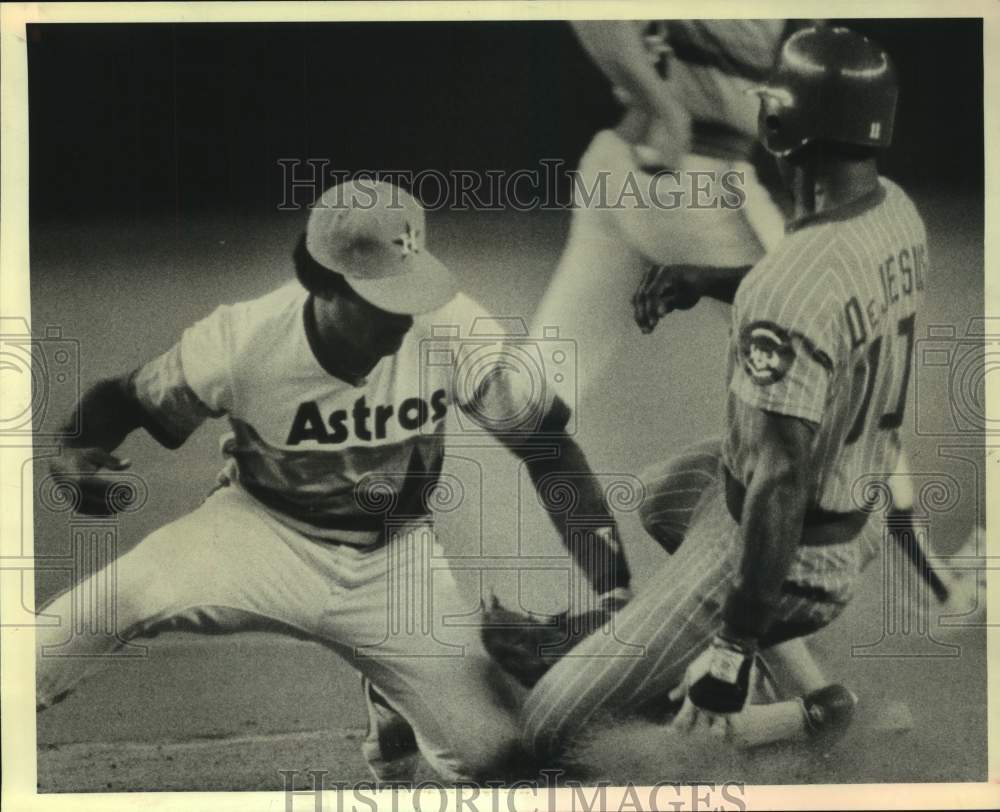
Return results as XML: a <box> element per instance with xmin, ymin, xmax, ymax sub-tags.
<box><xmin>756</xmin><ymin>25</ymin><xmax>898</xmax><ymax>157</ymax></box>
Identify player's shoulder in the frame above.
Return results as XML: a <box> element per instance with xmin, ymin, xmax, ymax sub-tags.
<box><xmin>230</xmin><ymin>279</ymin><xmax>306</xmax><ymax>317</ymax></box>
<box><xmin>737</xmin><ymin>224</ymin><xmax>845</xmax><ymax>333</ymax></box>
<box><xmin>188</xmin><ymin>279</ymin><xmax>305</xmax><ymax>353</ymax></box>
<box><xmin>222</xmin><ymin>280</ymin><xmax>306</xmax><ymax>333</ymax></box>
<box><xmin>878</xmin><ymin>176</ymin><xmax>925</xmax><ymax>227</ymax></box>
<box><xmin>746</xmin><ymin>220</ymin><xmax>841</xmax><ymax>287</ymax></box>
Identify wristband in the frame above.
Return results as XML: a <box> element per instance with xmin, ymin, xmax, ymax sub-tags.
<box><xmin>721</xmin><ymin>587</ymin><xmax>777</xmax><ymax>642</ymax></box>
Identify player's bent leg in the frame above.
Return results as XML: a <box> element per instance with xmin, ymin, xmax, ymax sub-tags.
<box><xmin>36</xmin><ymin>484</ymin><xmax>330</xmax><ymax>710</ymax></box>
<box><xmin>321</xmin><ymin>524</ymin><xmax>523</xmax><ymax>783</ymax></box>
<box><xmin>523</xmin><ymin>485</ymin><xmax>869</xmax><ymax>760</ymax></box>
<box><xmin>361</xmin><ymin>676</ymin><xmax>421</xmax><ymax>783</ymax></box>
<box><xmin>637</xmin><ymin>439</ymin><xmax>722</xmax><ymax>555</ymax></box>
<box><xmin>522</xmin><ymin>485</ymin><xmax>741</xmax><ymax>760</ymax></box>
<box><xmin>532</xmin><ymin>130</ymin><xmax>649</xmax><ymax>400</ymax></box>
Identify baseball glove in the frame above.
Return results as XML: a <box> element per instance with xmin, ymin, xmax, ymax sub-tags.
<box><xmin>480</xmin><ymin>589</ymin><xmax>631</xmax><ymax>688</ymax></box>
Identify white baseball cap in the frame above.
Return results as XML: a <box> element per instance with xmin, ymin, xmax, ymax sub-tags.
<box><xmin>305</xmin><ymin>180</ymin><xmax>458</xmax><ymax>315</ymax></box>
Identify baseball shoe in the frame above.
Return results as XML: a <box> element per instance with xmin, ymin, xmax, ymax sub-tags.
<box><xmin>799</xmin><ymin>683</ymin><xmax>859</xmax><ymax>747</ymax></box>
<box><xmin>360</xmin><ymin>676</ymin><xmax>419</xmax><ymax>784</ymax></box>
<box><xmin>937</xmin><ymin>524</ymin><xmax>988</xmax><ymax>624</ymax></box>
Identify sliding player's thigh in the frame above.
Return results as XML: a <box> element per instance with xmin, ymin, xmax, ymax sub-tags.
<box><xmin>637</xmin><ymin>438</ymin><xmax>723</xmax><ymax>554</ymax></box>
<box><xmin>522</xmin><ymin>485</ymin><xmax>740</xmax><ymax>758</ymax></box>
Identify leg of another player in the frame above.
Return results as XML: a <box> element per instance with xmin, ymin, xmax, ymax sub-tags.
<box><xmin>532</xmin><ymin>131</ymin><xmax>649</xmax><ymax>401</ymax></box>
<box><xmin>759</xmin><ymin>637</ymin><xmax>828</xmax><ymax>696</ymax></box>
<box><xmin>361</xmin><ymin>676</ymin><xmax>421</xmax><ymax>783</ymax></box>
<box><xmin>35</xmin><ymin>485</ymin><xmax>332</xmax><ymax>711</ymax></box>
<box><xmin>321</xmin><ymin>524</ymin><xmax>524</xmax><ymax>784</ymax></box>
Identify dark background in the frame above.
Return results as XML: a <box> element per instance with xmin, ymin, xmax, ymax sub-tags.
<box><xmin>28</xmin><ymin>18</ymin><xmax>983</xmax><ymax>222</ymax></box>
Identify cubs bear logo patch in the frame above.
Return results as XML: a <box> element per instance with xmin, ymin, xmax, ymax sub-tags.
<box><xmin>739</xmin><ymin>321</ymin><xmax>795</xmax><ymax>385</ymax></box>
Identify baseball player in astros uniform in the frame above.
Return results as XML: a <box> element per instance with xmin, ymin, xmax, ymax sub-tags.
<box><xmin>532</xmin><ymin>20</ymin><xmax>790</xmax><ymax>404</ymax></box>
<box><xmin>523</xmin><ymin>26</ymin><xmax>926</xmax><ymax>756</ymax></box>
<box><xmin>35</xmin><ymin>180</ymin><xmax>630</xmax><ymax>782</ymax></box>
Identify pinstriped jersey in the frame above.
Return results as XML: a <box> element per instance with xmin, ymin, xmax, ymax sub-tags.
<box><xmin>130</xmin><ymin>282</ymin><xmax>535</xmax><ymax>545</ymax></box>
<box><xmin>722</xmin><ymin>179</ymin><xmax>928</xmax><ymax>512</ymax></box>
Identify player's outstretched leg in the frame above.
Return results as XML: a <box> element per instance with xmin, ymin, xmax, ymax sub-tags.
<box><xmin>35</xmin><ymin>485</ymin><xmax>330</xmax><ymax>711</ymax></box>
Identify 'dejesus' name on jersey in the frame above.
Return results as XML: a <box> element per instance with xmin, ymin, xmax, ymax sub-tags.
<box><xmin>723</xmin><ymin>178</ymin><xmax>928</xmax><ymax>512</ymax></box>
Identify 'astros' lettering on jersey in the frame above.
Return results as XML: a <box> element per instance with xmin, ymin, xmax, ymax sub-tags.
<box><xmin>723</xmin><ymin>178</ymin><xmax>928</xmax><ymax>512</ymax></box>
<box><xmin>129</xmin><ymin>282</ymin><xmax>534</xmax><ymax>545</ymax></box>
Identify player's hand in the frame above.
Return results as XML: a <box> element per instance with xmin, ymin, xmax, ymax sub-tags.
<box><xmin>668</xmin><ymin>634</ymin><xmax>756</xmax><ymax>737</ymax></box>
<box><xmin>49</xmin><ymin>446</ymin><xmax>132</xmax><ymax>515</ymax></box>
<box><xmin>632</xmin><ymin>264</ymin><xmax>703</xmax><ymax>333</ymax></box>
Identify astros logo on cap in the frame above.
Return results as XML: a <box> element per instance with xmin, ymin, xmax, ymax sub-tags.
<box><xmin>393</xmin><ymin>222</ymin><xmax>422</xmax><ymax>258</ymax></box>
<box><xmin>304</xmin><ymin>180</ymin><xmax>457</xmax><ymax>315</ymax></box>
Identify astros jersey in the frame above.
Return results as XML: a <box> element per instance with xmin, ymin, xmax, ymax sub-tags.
<box><xmin>130</xmin><ymin>281</ymin><xmax>533</xmax><ymax>545</ymax></box>
<box><xmin>643</xmin><ymin>20</ymin><xmax>788</xmax><ymax>147</ymax></box>
<box><xmin>723</xmin><ymin>179</ymin><xmax>928</xmax><ymax>512</ymax></box>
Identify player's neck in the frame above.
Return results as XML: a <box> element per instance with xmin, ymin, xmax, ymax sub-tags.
<box><xmin>307</xmin><ymin>296</ymin><xmax>381</xmax><ymax>382</ymax></box>
<box><xmin>793</xmin><ymin>158</ymin><xmax>880</xmax><ymax>220</ymax></box>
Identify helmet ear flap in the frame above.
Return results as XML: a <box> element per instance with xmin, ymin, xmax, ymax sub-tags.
<box><xmin>756</xmin><ymin>88</ymin><xmax>807</xmax><ymax>157</ymax></box>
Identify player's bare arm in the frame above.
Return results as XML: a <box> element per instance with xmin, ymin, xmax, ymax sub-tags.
<box><xmin>49</xmin><ymin>373</ymin><xmax>172</xmax><ymax>514</ymax></box>
<box><xmin>461</xmin><ymin>382</ymin><xmax>630</xmax><ymax>602</ymax></box>
<box><xmin>722</xmin><ymin>410</ymin><xmax>813</xmax><ymax>642</ymax></box>
<box><xmin>569</xmin><ymin>20</ymin><xmax>691</xmax><ymax>165</ymax></box>
<box><xmin>670</xmin><ymin>410</ymin><xmax>813</xmax><ymax>734</ymax></box>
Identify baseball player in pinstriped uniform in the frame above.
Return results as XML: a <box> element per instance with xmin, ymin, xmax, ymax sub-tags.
<box><xmin>522</xmin><ymin>26</ymin><xmax>926</xmax><ymax>756</ymax></box>
<box><xmin>35</xmin><ymin>181</ymin><xmax>629</xmax><ymax>782</ymax></box>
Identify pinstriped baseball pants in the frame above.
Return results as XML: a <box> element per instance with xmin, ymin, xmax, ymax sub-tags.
<box><xmin>521</xmin><ymin>439</ymin><xmax>872</xmax><ymax>759</ymax></box>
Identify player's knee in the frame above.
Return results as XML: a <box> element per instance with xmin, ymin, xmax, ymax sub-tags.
<box><xmin>449</xmin><ymin>728</ymin><xmax>525</xmax><ymax>783</ymax></box>
<box><xmin>520</xmin><ymin>714</ymin><xmax>566</xmax><ymax>765</ymax></box>
<box><xmin>519</xmin><ymin>695</ymin><xmax>570</xmax><ymax>763</ymax></box>
<box><xmin>637</xmin><ymin>469</ymin><xmax>684</xmax><ymax>555</ymax></box>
